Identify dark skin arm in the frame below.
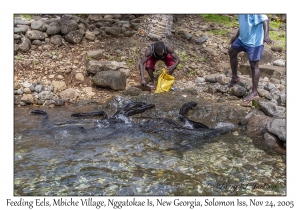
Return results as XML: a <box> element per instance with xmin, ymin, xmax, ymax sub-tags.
<box><xmin>165</xmin><ymin>43</ymin><xmax>180</xmax><ymax>75</ymax></box>
<box><xmin>139</xmin><ymin>47</ymin><xmax>152</xmax><ymax>86</ymax></box>
<box><xmin>262</xmin><ymin>19</ymin><xmax>274</xmax><ymax>44</ymax></box>
<box><xmin>229</xmin><ymin>29</ymin><xmax>240</xmax><ymax>46</ymax></box>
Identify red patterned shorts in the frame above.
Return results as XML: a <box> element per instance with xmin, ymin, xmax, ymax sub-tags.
<box><xmin>145</xmin><ymin>54</ymin><xmax>175</xmax><ymax>71</ymax></box>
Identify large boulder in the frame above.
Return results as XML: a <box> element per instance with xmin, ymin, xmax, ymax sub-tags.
<box><xmin>18</xmin><ymin>36</ymin><xmax>31</xmax><ymax>52</ymax></box>
<box><xmin>61</xmin><ymin>18</ymin><xmax>78</xmax><ymax>34</ymax></box>
<box><xmin>46</xmin><ymin>21</ymin><xmax>61</xmax><ymax>35</ymax></box>
<box><xmin>31</xmin><ymin>20</ymin><xmax>47</xmax><ymax>31</ymax></box>
<box><xmin>266</xmin><ymin>117</ymin><xmax>286</xmax><ymax>141</ymax></box>
<box><xmin>105</xmin><ymin>27</ymin><xmax>121</xmax><ymax>36</ymax></box>
<box><xmin>246</xmin><ymin>115</ymin><xmax>272</xmax><ymax>137</ymax></box>
<box><xmin>92</xmin><ymin>70</ymin><xmax>126</xmax><ymax>90</ymax></box>
<box><xmin>25</xmin><ymin>30</ymin><xmax>45</xmax><ymax>40</ymax></box>
<box><xmin>65</xmin><ymin>30</ymin><xmax>84</xmax><ymax>44</ymax></box>
<box><xmin>256</xmin><ymin>99</ymin><xmax>286</xmax><ymax>117</ymax></box>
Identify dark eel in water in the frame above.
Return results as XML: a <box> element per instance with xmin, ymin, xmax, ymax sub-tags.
<box><xmin>178</xmin><ymin>101</ymin><xmax>209</xmax><ymax>129</ymax></box>
<box><xmin>71</xmin><ymin>111</ymin><xmax>108</xmax><ymax>119</ymax></box>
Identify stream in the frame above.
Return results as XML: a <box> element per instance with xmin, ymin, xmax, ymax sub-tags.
<box><xmin>14</xmin><ymin>103</ymin><xmax>286</xmax><ymax>196</ymax></box>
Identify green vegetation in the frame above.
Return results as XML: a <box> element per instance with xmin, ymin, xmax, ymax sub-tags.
<box><xmin>269</xmin><ymin>31</ymin><xmax>286</xmax><ymax>49</ymax></box>
<box><xmin>21</xmin><ymin>14</ymin><xmax>34</xmax><ymax>20</ymax></box>
<box><xmin>16</xmin><ymin>55</ymin><xmax>23</xmax><ymax>60</ymax></box>
<box><xmin>87</xmin><ymin>57</ymin><xmax>91</xmax><ymax>61</ymax></box>
<box><xmin>269</xmin><ymin>20</ymin><xmax>281</xmax><ymax>29</ymax></box>
<box><xmin>177</xmin><ymin>63</ymin><xmax>183</xmax><ymax>70</ymax></box>
<box><xmin>176</xmin><ymin>51</ymin><xmax>189</xmax><ymax>62</ymax></box>
<box><xmin>200</xmin><ymin>14</ymin><xmax>238</xmax><ymax>27</ymax></box>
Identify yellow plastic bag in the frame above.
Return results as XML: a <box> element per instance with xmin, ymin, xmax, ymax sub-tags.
<box><xmin>155</xmin><ymin>68</ymin><xmax>174</xmax><ymax>93</ymax></box>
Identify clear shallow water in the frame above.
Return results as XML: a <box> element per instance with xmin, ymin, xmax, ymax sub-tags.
<box><xmin>14</xmin><ymin>105</ymin><xmax>286</xmax><ymax>196</ymax></box>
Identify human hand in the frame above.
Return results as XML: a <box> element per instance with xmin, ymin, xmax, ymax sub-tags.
<box><xmin>264</xmin><ymin>36</ymin><xmax>274</xmax><ymax>45</ymax></box>
<box><xmin>167</xmin><ymin>65</ymin><xmax>175</xmax><ymax>75</ymax></box>
<box><xmin>229</xmin><ymin>36</ymin><xmax>238</xmax><ymax>47</ymax></box>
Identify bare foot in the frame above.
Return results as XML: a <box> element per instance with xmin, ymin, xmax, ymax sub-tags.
<box><xmin>243</xmin><ymin>92</ymin><xmax>259</xmax><ymax>102</ymax></box>
<box><xmin>228</xmin><ymin>77</ymin><xmax>240</xmax><ymax>88</ymax></box>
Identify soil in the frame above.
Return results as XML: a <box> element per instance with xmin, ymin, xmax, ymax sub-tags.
<box><xmin>14</xmin><ymin>14</ymin><xmax>286</xmax><ymax>106</ymax></box>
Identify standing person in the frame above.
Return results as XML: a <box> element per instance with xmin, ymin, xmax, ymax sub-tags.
<box><xmin>228</xmin><ymin>14</ymin><xmax>273</xmax><ymax>101</ymax></box>
<box><xmin>139</xmin><ymin>41</ymin><xmax>180</xmax><ymax>89</ymax></box>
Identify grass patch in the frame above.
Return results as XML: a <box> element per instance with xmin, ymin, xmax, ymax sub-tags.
<box><xmin>269</xmin><ymin>31</ymin><xmax>286</xmax><ymax>49</ymax></box>
<box><xmin>21</xmin><ymin>14</ymin><xmax>34</xmax><ymax>20</ymax></box>
<box><xmin>269</xmin><ymin>20</ymin><xmax>282</xmax><ymax>29</ymax></box>
<box><xmin>200</xmin><ymin>14</ymin><xmax>238</xmax><ymax>27</ymax></box>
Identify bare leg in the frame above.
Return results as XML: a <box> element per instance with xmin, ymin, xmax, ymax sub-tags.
<box><xmin>228</xmin><ymin>48</ymin><xmax>241</xmax><ymax>88</ymax></box>
<box><xmin>243</xmin><ymin>60</ymin><xmax>260</xmax><ymax>101</ymax></box>
<box><xmin>145</xmin><ymin>67</ymin><xmax>156</xmax><ymax>90</ymax></box>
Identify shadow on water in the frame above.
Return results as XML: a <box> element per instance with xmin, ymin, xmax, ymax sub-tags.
<box><xmin>14</xmin><ymin>102</ymin><xmax>286</xmax><ymax>196</ymax></box>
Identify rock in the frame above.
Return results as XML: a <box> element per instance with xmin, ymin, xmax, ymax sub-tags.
<box><xmin>59</xmin><ymin>88</ymin><xmax>79</xmax><ymax>102</ymax></box>
<box><xmin>264</xmin><ymin>82</ymin><xmax>276</xmax><ymax>91</ymax></box>
<box><xmin>278</xmin><ymin>93</ymin><xmax>286</xmax><ymax>106</ymax></box>
<box><xmin>257</xmin><ymin>88</ymin><xmax>269</xmax><ymax>97</ymax></box>
<box><xmin>83</xmin><ymin>87</ymin><xmax>95</xmax><ymax>97</ymax></box>
<box><xmin>25</xmin><ymin>30</ymin><xmax>45</xmax><ymax>40</ymax></box>
<box><xmin>46</xmin><ymin>22</ymin><xmax>61</xmax><ymax>35</ymax></box>
<box><xmin>195</xmin><ymin>77</ymin><xmax>205</xmax><ymax>83</ymax></box>
<box><xmin>273</xmin><ymin>59</ymin><xmax>285</xmax><ymax>67</ymax></box>
<box><xmin>270</xmin><ymin>78</ymin><xmax>281</xmax><ymax>84</ymax></box>
<box><xmin>14</xmin><ymin>95</ymin><xmax>22</xmax><ymax>105</ymax></box>
<box><xmin>87</xmin><ymin>49</ymin><xmax>103</xmax><ymax>59</ymax></box>
<box><xmin>122</xmin><ymin>87</ymin><xmax>142</xmax><ymax>96</ymax></box>
<box><xmin>85</xmin><ymin>30</ymin><xmax>96</xmax><ymax>41</ymax></box>
<box><xmin>22</xmin><ymin>80</ymin><xmax>32</xmax><ymax>88</ymax></box>
<box><xmin>19</xmin><ymin>36</ymin><xmax>31</xmax><ymax>52</ymax></box>
<box><xmin>205</xmin><ymin>73</ymin><xmax>220</xmax><ymax>83</ymax></box>
<box><xmin>239</xmin><ymin>108</ymin><xmax>266</xmax><ymax>126</ymax></box>
<box><xmin>256</xmin><ymin>99</ymin><xmax>286</xmax><ymax>117</ymax></box>
<box><xmin>195</xmin><ymin>36</ymin><xmax>208</xmax><ymax>44</ymax></box>
<box><xmin>246</xmin><ymin>115</ymin><xmax>272</xmax><ymax>137</ymax></box>
<box><xmin>217</xmin><ymin>75</ymin><xmax>231</xmax><ymax>85</ymax></box>
<box><xmin>38</xmin><ymin>91</ymin><xmax>53</xmax><ymax>100</ymax></box>
<box><xmin>92</xmin><ymin>70</ymin><xmax>126</xmax><ymax>90</ymax></box>
<box><xmin>87</xmin><ymin>60</ymin><xmax>120</xmax><ymax>75</ymax></box>
<box><xmin>21</xmin><ymin>94</ymin><xmax>34</xmax><ymax>104</ymax></box>
<box><xmin>119</xmin><ymin>68</ymin><xmax>130</xmax><ymax>77</ymax></box>
<box><xmin>105</xmin><ymin>27</ymin><xmax>121</xmax><ymax>36</ymax></box>
<box><xmin>184</xmin><ymin>33</ymin><xmax>192</xmax><ymax>40</ymax></box>
<box><xmin>50</xmin><ymin>35</ymin><xmax>63</xmax><ymax>46</ymax></box>
<box><xmin>31</xmin><ymin>20</ymin><xmax>46</xmax><ymax>31</ymax></box>
<box><xmin>23</xmin><ymin>87</ymin><xmax>31</xmax><ymax>94</ymax></box>
<box><xmin>75</xmin><ymin>73</ymin><xmax>85</xmax><ymax>81</ymax></box>
<box><xmin>14</xmin><ymin>26</ymin><xmax>29</xmax><ymax>34</ymax></box>
<box><xmin>34</xmin><ymin>84</ymin><xmax>44</xmax><ymax>93</ymax></box>
<box><xmin>65</xmin><ymin>30</ymin><xmax>84</xmax><ymax>44</ymax></box>
<box><xmin>54</xmin><ymin>98</ymin><xmax>65</xmax><ymax>106</ymax></box>
<box><xmin>271</xmin><ymin>46</ymin><xmax>283</xmax><ymax>52</ymax></box>
<box><xmin>123</xmin><ymin>31</ymin><xmax>133</xmax><ymax>37</ymax></box>
<box><xmin>61</xmin><ymin>18</ymin><xmax>78</xmax><ymax>34</ymax></box>
<box><xmin>263</xmin><ymin>133</ymin><xmax>286</xmax><ymax>154</ymax></box>
<box><xmin>266</xmin><ymin>117</ymin><xmax>286</xmax><ymax>141</ymax></box>
<box><xmin>32</xmin><ymin>40</ymin><xmax>43</xmax><ymax>46</ymax></box>
<box><xmin>51</xmin><ymin>80</ymin><xmax>67</xmax><ymax>92</ymax></box>
<box><xmin>230</xmin><ymin>84</ymin><xmax>247</xmax><ymax>97</ymax></box>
